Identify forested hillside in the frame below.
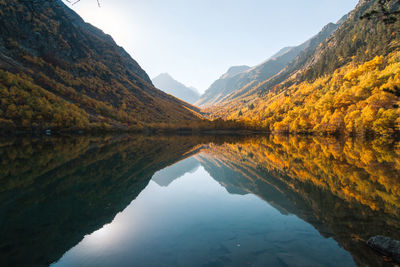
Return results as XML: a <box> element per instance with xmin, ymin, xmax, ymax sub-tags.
<box><xmin>207</xmin><ymin>0</ymin><xmax>400</xmax><ymax>136</ymax></box>
<box><xmin>0</xmin><ymin>0</ymin><xmax>200</xmax><ymax>132</ymax></box>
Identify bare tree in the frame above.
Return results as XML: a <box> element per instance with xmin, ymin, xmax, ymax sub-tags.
<box><xmin>22</xmin><ymin>0</ymin><xmax>101</xmax><ymax>7</ymax></box>
<box><xmin>65</xmin><ymin>0</ymin><xmax>101</xmax><ymax>7</ymax></box>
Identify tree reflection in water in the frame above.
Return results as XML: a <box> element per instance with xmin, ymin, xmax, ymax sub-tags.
<box><xmin>0</xmin><ymin>134</ymin><xmax>399</xmax><ymax>266</ymax></box>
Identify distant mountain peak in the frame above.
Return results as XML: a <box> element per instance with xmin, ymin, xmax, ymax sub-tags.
<box><xmin>197</xmin><ymin>19</ymin><xmax>341</xmax><ymax>108</ymax></box>
<box><xmin>226</xmin><ymin>65</ymin><xmax>251</xmax><ymax>75</ymax></box>
<box><xmin>154</xmin><ymin>72</ymin><xmax>173</xmax><ymax>79</ymax></box>
<box><xmin>220</xmin><ymin>65</ymin><xmax>251</xmax><ymax>79</ymax></box>
<box><xmin>152</xmin><ymin>73</ymin><xmax>200</xmax><ymax>104</ymax></box>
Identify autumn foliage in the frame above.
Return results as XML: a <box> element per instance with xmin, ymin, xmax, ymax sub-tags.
<box><xmin>213</xmin><ymin>52</ymin><xmax>400</xmax><ymax>136</ymax></box>
<box><xmin>0</xmin><ymin>0</ymin><xmax>201</xmax><ymax>132</ymax></box>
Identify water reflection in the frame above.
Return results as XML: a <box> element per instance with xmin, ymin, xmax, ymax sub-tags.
<box><xmin>152</xmin><ymin>157</ymin><xmax>200</xmax><ymax>187</ymax></box>
<box><xmin>0</xmin><ymin>135</ymin><xmax>207</xmax><ymax>266</ymax></box>
<box><xmin>0</xmin><ymin>135</ymin><xmax>399</xmax><ymax>266</ymax></box>
<box><xmin>196</xmin><ymin>136</ymin><xmax>400</xmax><ymax>266</ymax></box>
<box><xmin>54</xmin><ymin>166</ymin><xmax>354</xmax><ymax>267</ymax></box>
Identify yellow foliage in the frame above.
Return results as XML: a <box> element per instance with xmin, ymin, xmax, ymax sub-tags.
<box><xmin>215</xmin><ymin>53</ymin><xmax>400</xmax><ymax>136</ymax></box>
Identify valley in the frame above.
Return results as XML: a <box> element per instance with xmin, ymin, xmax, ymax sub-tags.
<box><xmin>0</xmin><ymin>0</ymin><xmax>398</xmax><ymax>137</ymax></box>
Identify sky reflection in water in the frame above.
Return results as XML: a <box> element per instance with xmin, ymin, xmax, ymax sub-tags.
<box><xmin>53</xmin><ymin>160</ymin><xmax>354</xmax><ymax>267</ymax></box>
<box><xmin>3</xmin><ymin>135</ymin><xmax>398</xmax><ymax>266</ymax></box>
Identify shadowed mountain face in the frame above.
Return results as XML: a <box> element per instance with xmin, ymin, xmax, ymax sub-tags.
<box><xmin>0</xmin><ymin>0</ymin><xmax>200</xmax><ymax>131</ymax></box>
<box><xmin>1</xmin><ymin>135</ymin><xmax>399</xmax><ymax>266</ymax></box>
<box><xmin>152</xmin><ymin>73</ymin><xmax>200</xmax><ymax>104</ymax></box>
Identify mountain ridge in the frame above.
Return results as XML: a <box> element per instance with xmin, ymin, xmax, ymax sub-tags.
<box><xmin>195</xmin><ymin>65</ymin><xmax>250</xmax><ymax>107</ymax></box>
<box><xmin>152</xmin><ymin>73</ymin><xmax>200</xmax><ymax>104</ymax></box>
<box><xmin>198</xmin><ymin>20</ymin><xmax>341</xmax><ymax>108</ymax></box>
<box><xmin>0</xmin><ymin>0</ymin><xmax>201</xmax><ymax>132</ymax></box>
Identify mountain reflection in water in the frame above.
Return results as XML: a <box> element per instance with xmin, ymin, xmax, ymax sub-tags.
<box><xmin>0</xmin><ymin>135</ymin><xmax>399</xmax><ymax>266</ymax></box>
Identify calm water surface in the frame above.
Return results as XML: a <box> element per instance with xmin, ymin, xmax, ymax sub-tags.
<box><xmin>0</xmin><ymin>135</ymin><xmax>399</xmax><ymax>266</ymax></box>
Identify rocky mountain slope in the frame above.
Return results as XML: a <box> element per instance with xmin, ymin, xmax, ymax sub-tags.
<box><xmin>0</xmin><ymin>0</ymin><xmax>200</xmax><ymax>132</ymax></box>
<box><xmin>152</xmin><ymin>73</ymin><xmax>200</xmax><ymax>104</ymax></box>
<box><xmin>197</xmin><ymin>20</ymin><xmax>342</xmax><ymax>107</ymax></box>
<box><xmin>196</xmin><ymin>65</ymin><xmax>250</xmax><ymax>107</ymax></box>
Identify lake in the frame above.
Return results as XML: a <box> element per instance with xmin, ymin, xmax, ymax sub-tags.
<box><xmin>0</xmin><ymin>135</ymin><xmax>399</xmax><ymax>266</ymax></box>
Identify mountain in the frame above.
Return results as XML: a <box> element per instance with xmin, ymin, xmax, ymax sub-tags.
<box><xmin>0</xmin><ymin>0</ymin><xmax>200</xmax><ymax>132</ymax></box>
<box><xmin>197</xmin><ymin>21</ymin><xmax>341</xmax><ymax>108</ymax></box>
<box><xmin>152</xmin><ymin>73</ymin><xmax>200</xmax><ymax>104</ymax></box>
<box><xmin>222</xmin><ymin>22</ymin><xmax>342</xmax><ymax>104</ymax></box>
<box><xmin>196</xmin><ymin>65</ymin><xmax>250</xmax><ymax>107</ymax></box>
<box><xmin>209</xmin><ymin>0</ymin><xmax>400</xmax><ymax>137</ymax></box>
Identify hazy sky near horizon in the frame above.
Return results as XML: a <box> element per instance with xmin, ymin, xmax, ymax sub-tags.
<box><xmin>64</xmin><ymin>0</ymin><xmax>358</xmax><ymax>93</ymax></box>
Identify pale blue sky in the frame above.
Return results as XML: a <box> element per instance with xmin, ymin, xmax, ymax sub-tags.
<box><xmin>64</xmin><ymin>0</ymin><xmax>358</xmax><ymax>92</ymax></box>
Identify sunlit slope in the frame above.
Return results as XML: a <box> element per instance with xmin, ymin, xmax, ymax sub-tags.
<box><xmin>208</xmin><ymin>0</ymin><xmax>400</xmax><ymax>136</ymax></box>
<box><xmin>212</xmin><ymin>53</ymin><xmax>400</xmax><ymax>135</ymax></box>
<box><xmin>0</xmin><ymin>0</ymin><xmax>200</xmax><ymax>131</ymax></box>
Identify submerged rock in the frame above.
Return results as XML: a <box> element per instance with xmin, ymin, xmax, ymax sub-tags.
<box><xmin>367</xmin><ymin>236</ymin><xmax>400</xmax><ymax>263</ymax></box>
